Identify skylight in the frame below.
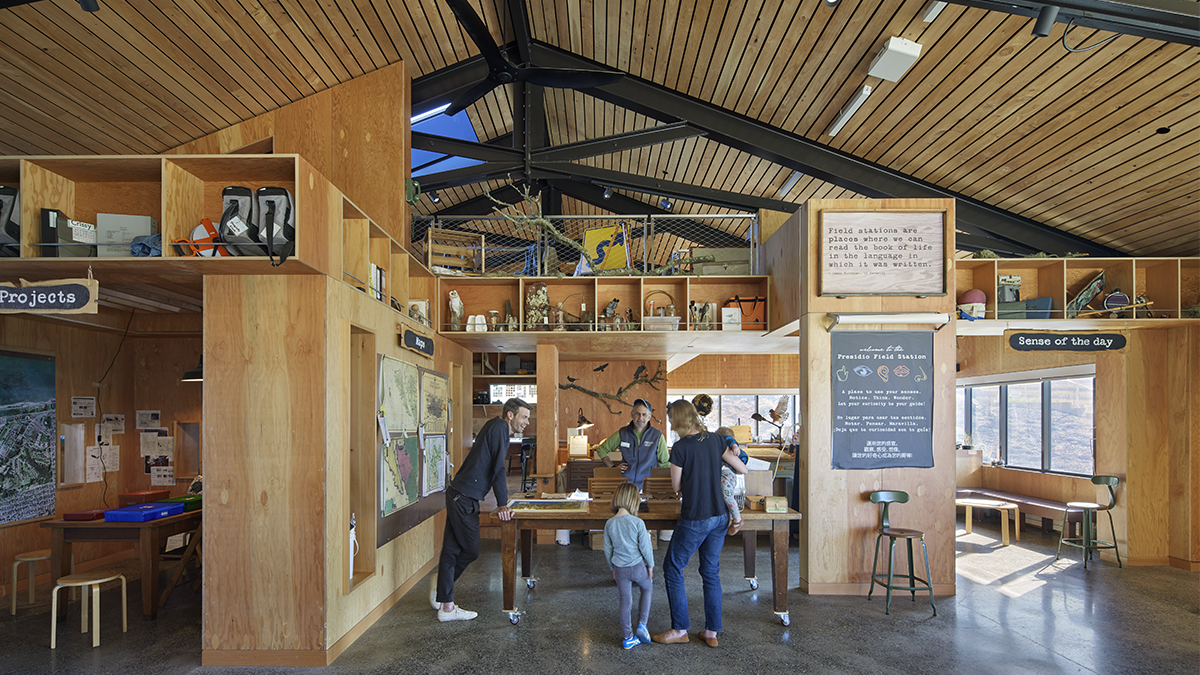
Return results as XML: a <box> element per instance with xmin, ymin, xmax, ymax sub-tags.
<box><xmin>411</xmin><ymin>109</ymin><xmax>483</xmax><ymax>179</ymax></box>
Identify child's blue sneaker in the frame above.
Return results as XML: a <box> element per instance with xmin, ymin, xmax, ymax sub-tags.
<box><xmin>636</xmin><ymin>623</ymin><xmax>652</xmax><ymax>644</ymax></box>
<box><xmin>622</xmin><ymin>636</ymin><xmax>640</xmax><ymax>649</ymax></box>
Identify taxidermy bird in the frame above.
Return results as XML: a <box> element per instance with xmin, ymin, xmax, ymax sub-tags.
<box><xmin>567</xmin><ymin>376</ymin><xmax>578</xmax><ymax>383</ymax></box>
<box><xmin>594</xmin><ymin>363</ymin><xmax>609</xmax><ymax>373</ymax></box>
<box><xmin>448</xmin><ymin>290</ymin><xmax>464</xmax><ymax>331</ymax></box>
<box><xmin>770</xmin><ymin>396</ymin><xmax>789</xmax><ymax>423</ymax></box>
<box><xmin>603</xmin><ymin>298</ymin><xmax>620</xmax><ymax>318</ymax></box>
<box><xmin>633</xmin><ymin>364</ymin><xmax>647</xmax><ymax>380</ymax></box>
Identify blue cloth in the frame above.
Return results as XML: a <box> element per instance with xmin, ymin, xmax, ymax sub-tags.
<box><xmin>719</xmin><ymin>434</ymin><xmax>749</xmax><ymax>463</ymax></box>
<box><xmin>130</xmin><ymin>233</ymin><xmax>161</xmax><ymax>257</ymax></box>
<box><xmin>617</xmin><ymin>424</ymin><xmax>664</xmax><ymax>487</ymax></box>
<box><xmin>663</xmin><ymin>514</ymin><xmax>726</xmax><ymax>632</ymax></box>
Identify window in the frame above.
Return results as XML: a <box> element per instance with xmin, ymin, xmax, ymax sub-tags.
<box><xmin>665</xmin><ymin>391</ymin><xmax>799</xmax><ymax>445</ymax></box>
<box><xmin>958</xmin><ymin>366</ymin><xmax>1095</xmax><ymax>476</ymax></box>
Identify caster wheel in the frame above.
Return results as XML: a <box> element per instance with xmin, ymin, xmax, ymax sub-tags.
<box><xmin>780</xmin><ymin>615</ymin><xmax>790</xmax><ymax>627</ymax></box>
<box><xmin>748</xmin><ymin>579</ymin><xmax>759</xmax><ymax>591</ymax></box>
<box><xmin>526</xmin><ymin>579</ymin><xmax>536</xmax><ymax>590</ymax></box>
<box><xmin>509</xmin><ymin>613</ymin><xmax>520</xmax><ymax>625</ymax></box>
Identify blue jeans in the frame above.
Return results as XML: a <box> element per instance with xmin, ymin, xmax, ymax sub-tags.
<box><xmin>663</xmin><ymin>514</ymin><xmax>727</xmax><ymax>632</ymax></box>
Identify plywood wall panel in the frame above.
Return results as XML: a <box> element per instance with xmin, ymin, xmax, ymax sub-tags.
<box><xmin>555</xmin><ymin>359</ymin><xmax>668</xmax><ymax>446</ymax></box>
<box><xmin>668</xmin><ymin>354</ymin><xmax>799</xmax><ymax>390</ymax></box>
<box><xmin>203</xmin><ymin>275</ymin><xmax>328</xmax><ymax>653</ymax></box>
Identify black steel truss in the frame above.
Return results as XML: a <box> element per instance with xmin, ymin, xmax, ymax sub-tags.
<box><xmin>946</xmin><ymin>0</ymin><xmax>1199</xmax><ymax>46</ymax></box>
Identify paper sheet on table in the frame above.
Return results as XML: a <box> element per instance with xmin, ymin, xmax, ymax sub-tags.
<box><xmin>744</xmin><ymin>457</ymin><xmax>771</xmax><ymax>471</ymax></box>
<box><xmin>566</xmin><ymin>489</ymin><xmax>590</xmax><ymax>501</ymax></box>
<box><xmin>102</xmin><ymin>444</ymin><xmax>119</xmax><ymax>471</ymax></box>
<box><xmin>86</xmin><ymin>447</ymin><xmax>103</xmax><ymax>483</ymax></box>
<box><xmin>151</xmin><ymin>465</ymin><xmax>174</xmax><ymax>486</ymax></box>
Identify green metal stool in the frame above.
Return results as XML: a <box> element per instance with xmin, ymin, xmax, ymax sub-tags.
<box><xmin>867</xmin><ymin>491</ymin><xmax>936</xmax><ymax>616</ymax></box>
<box><xmin>1057</xmin><ymin>475</ymin><xmax>1122</xmax><ymax>569</ymax></box>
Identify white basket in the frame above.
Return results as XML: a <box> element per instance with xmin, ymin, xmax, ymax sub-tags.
<box><xmin>642</xmin><ymin>315</ymin><xmax>682</xmax><ymax>331</ymax></box>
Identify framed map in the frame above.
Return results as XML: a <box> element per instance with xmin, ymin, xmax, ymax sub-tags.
<box><xmin>379</xmin><ymin>355</ymin><xmax>419</xmax><ymax>433</ymax></box>
<box><xmin>422</xmin><ymin>434</ymin><xmax>446</xmax><ymax>496</ymax></box>
<box><xmin>381</xmin><ymin>436</ymin><xmax>421</xmax><ymax>516</ymax></box>
<box><xmin>421</xmin><ymin>371</ymin><xmax>449</xmax><ymax>435</ymax></box>
<box><xmin>0</xmin><ymin>349</ymin><xmax>56</xmax><ymax>525</ymax></box>
<box><xmin>507</xmin><ymin>499</ymin><xmax>589</xmax><ymax>513</ymax></box>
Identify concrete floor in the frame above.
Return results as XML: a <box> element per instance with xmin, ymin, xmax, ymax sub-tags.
<box><xmin>2</xmin><ymin>516</ymin><xmax>1197</xmax><ymax>675</ymax></box>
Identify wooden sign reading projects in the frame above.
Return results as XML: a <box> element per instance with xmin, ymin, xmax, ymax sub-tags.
<box><xmin>820</xmin><ymin>210</ymin><xmax>947</xmax><ymax>296</ymax></box>
<box><xmin>0</xmin><ymin>277</ymin><xmax>98</xmax><ymax>314</ymax></box>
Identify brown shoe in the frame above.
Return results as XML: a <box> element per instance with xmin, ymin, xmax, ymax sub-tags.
<box><xmin>696</xmin><ymin>631</ymin><xmax>719</xmax><ymax>647</ymax></box>
<box><xmin>652</xmin><ymin>631</ymin><xmax>689</xmax><ymax>644</ymax></box>
<box><xmin>727</xmin><ymin>519</ymin><xmax>743</xmax><ymax>536</ymax></box>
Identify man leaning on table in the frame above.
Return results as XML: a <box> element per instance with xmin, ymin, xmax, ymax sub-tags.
<box><xmin>595</xmin><ymin>398</ymin><xmax>669</xmax><ymax>490</ymax></box>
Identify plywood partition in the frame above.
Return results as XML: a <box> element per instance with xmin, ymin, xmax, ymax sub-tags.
<box><xmin>795</xmin><ymin>198</ymin><xmax>958</xmax><ymax>595</ymax></box>
<box><xmin>556</xmin><ymin>360</ymin><xmax>669</xmax><ymax>445</ymax></box>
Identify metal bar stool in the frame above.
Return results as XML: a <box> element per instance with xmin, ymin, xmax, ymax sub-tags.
<box><xmin>50</xmin><ymin>571</ymin><xmax>127</xmax><ymax>649</ymax></box>
<box><xmin>867</xmin><ymin>491</ymin><xmax>936</xmax><ymax>616</ymax></box>
<box><xmin>1057</xmin><ymin>475</ymin><xmax>1122</xmax><ymax>569</ymax></box>
<box><xmin>12</xmin><ymin>550</ymin><xmax>75</xmax><ymax>615</ymax></box>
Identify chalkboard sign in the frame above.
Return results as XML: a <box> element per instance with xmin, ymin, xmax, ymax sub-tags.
<box><xmin>820</xmin><ymin>210</ymin><xmax>946</xmax><ymax>296</ymax></box>
<box><xmin>831</xmin><ymin>331</ymin><xmax>934</xmax><ymax>470</ymax></box>
<box><xmin>1007</xmin><ymin>331</ymin><xmax>1127</xmax><ymax>352</ymax></box>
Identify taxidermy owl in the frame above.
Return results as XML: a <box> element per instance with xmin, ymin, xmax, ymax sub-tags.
<box><xmin>448</xmin><ymin>290</ymin><xmax>464</xmax><ymax>331</ymax></box>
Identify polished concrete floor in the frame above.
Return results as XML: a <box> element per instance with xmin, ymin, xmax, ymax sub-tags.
<box><xmin>2</xmin><ymin>516</ymin><xmax>1197</xmax><ymax>675</ymax></box>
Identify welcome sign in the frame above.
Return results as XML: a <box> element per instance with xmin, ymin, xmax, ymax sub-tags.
<box><xmin>0</xmin><ymin>278</ymin><xmax>98</xmax><ymax>314</ymax></box>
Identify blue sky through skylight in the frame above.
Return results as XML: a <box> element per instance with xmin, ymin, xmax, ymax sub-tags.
<box><xmin>411</xmin><ymin>109</ymin><xmax>483</xmax><ymax>178</ymax></box>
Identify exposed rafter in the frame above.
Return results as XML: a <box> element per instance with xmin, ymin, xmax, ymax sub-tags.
<box><xmin>946</xmin><ymin>0</ymin><xmax>1200</xmax><ymax>46</ymax></box>
<box><xmin>532</xmin><ymin>122</ymin><xmax>706</xmax><ymax>162</ymax></box>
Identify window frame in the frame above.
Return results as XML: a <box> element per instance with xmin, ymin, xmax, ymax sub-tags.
<box><xmin>956</xmin><ymin>365</ymin><xmax>1095</xmax><ymax>477</ymax></box>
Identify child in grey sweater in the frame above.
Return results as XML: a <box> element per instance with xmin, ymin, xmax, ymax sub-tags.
<box><xmin>603</xmin><ymin>481</ymin><xmax>654</xmax><ymax>649</ymax></box>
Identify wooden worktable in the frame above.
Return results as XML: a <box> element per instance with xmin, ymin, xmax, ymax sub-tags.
<box><xmin>482</xmin><ymin>500</ymin><xmax>801</xmax><ymax>626</ymax></box>
<box><xmin>42</xmin><ymin>511</ymin><xmax>202</xmax><ymax>619</ymax></box>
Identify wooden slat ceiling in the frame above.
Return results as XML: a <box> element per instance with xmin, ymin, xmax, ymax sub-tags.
<box><xmin>0</xmin><ymin>0</ymin><xmax>1196</xmax><ymax>258</ymax></box>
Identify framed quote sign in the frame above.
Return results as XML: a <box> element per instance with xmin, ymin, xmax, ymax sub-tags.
<box><xmin>820</xmin><ymin>210</ymin><xmax>947</xmax><ymax>296</ymax></box>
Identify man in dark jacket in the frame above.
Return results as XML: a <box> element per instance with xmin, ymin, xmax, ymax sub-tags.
<box><xmin>433</xmin><ymin>397</ymin><xmax>530</xmax><ymax>621</ymax></box>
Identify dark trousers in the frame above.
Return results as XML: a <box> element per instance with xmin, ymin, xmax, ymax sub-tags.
<box><xmin>436</xmin><ymin>488</ymin><xmax>480</xmax><ymax>604</ymax></box>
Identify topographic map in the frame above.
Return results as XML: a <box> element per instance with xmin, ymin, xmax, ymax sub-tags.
<box><xmin>379</xmin><ymin>356</ymin><xmax>418</xmax><ymax>433</ymax></box>
<box><xmin>421</xmin><ymin>372</ymin><xmax>448</xmax><ymax>435</ymax></box>
<box><xmin>422</xmin><ymin>435</ymin><xmax>446</xmax><ymax>496</ymax></box>
<box><xmin>381</xmin><ymin>436</ymin><xmax>420</xmax><ymax>516</ymax></box>
<box><xmin>0</xmin><ymin>352</ymin><xmax>57</xmax><ymax>525</ymax></box>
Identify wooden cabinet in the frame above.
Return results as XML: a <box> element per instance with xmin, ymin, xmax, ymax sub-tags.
<box><xmin>565</xmin><ymin>459</ymin><xmax>607</xmax><ymax>492</ymax></box>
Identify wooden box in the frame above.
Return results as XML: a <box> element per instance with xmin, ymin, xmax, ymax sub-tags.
<box><xmin>747</xmin><ymin>495</ymin><xmax>787</xmax><ymax>513</ymax></box>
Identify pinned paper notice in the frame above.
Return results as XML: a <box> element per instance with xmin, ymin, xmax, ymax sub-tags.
<box><xmin>140</xmin><ymin>432</ymin><xmax>160</xmax><ymax>456</ymax></box>
<box><xmin>157</xmin><ymin>436</ymin><xmax>174</xmax><ymax>462</ymax></box>
<box><xmin>151</xmin><ymin>465</ymin><xmax>175</xmax><ymax>486</ymax></box>
<box><xmin>135</xmin><ymin>410</ymin><xmax>160</xmax><ymax>430</ymax></box>
<box><xmin>102</xmin><ymin>444</ymin><xmax>120</xmax><ymax>471</ymax></box>
<box><xmin>72</xmin><ymin>397</ymin><xmax>96</xmax><ymax>418</ymax></box>
<box><xmin>86</xmin><ymin>447</ymin><xmax>103</xmax><ymax>483</ymax></box>
<box><xmin>103</xmin><ymin>414</ymin><xmax>125</xmax><ymax>433</ymax></box>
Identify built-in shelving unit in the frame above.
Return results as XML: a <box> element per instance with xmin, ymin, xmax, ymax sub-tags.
<box><xmin>955</xmin><ymin>257</ymin><xmax>1198</xmax><ymax>335</ymax></box>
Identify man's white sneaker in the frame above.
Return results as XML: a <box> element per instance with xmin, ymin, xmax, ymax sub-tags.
<box><xmin>438</xmin><ymin>606</ymin><xmax>477</xmax><ymax>622</ymax></box>
<box><xmin>429</xmin><ymin>582</ymin><xmax>440</xmax><ymax>610</ymax></box>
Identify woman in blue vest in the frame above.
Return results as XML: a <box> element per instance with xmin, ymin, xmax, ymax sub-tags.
<box><xmin>653</xmin><ymin>399</ymin><xmax>746</xmax><ymax>647</ymax></box>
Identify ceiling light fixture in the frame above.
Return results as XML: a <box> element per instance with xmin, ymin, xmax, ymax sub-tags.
<box><xmin>78</xmin><ymin>0</ymin><xmax>100</xmax><ymax>11</ymax></box>
<box><xmin>779</xmin><ymin>170</ymin><xmax>804</xmax><ymax>198</ymax></box>
<box><xmin>922</xmin><ymin>1</ymin><xmax>947</xmax><ymax>22</ymax></box>
<box><xmin>603</xmin><ymin>187</ymin><xmax>613</xmax><ymax>199</ymax></box>
<box><xmin>429</xmin><ymin>190</ymin><xmax>441</xmax><ymax>204</ymax></box>
<box><xmin>411</xmin><ymin>103</ymin><xmax>450</xmax><ymax>124</ymax></box>
<box><xmin>868</xmin><ymin>37</ymin><xmax>923</xmax><ymax>82</ymax></box>
<box><xmin>181</xmin><ymin>357</ymin><xmax>203</xmax><ymax>382</ymax></box>
<box><xmin>827</xmin><ymin>85</ymin><xmax>872</xmax><ymax>137</ymax></box>
<box><xmin>1032</xmin><ymin>5</ymin><xmax>1060</xmax><ymax>37</ymax></box>
<box><xmin>659</xmin><ymin>198</ymin><xmax>673</xmax><ymax>210</ymax></box>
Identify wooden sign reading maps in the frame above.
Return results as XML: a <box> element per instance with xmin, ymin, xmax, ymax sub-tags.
<box><xmin>0</xmin><ymin>278</ymin><xmax>98</xmax><ymax>314</ymax></box>
<box><xmin>820</xmin><ymin>210</ymin><xmax>946</xmax><ymax>296</ymax></box>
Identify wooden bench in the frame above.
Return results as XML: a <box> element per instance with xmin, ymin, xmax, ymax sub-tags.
<box><xmin>956</xmin><ymin>487</ymin><xmax>1082</xmax><ymax>538</ymax></box>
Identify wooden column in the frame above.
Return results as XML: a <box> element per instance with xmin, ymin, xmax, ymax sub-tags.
<box><xmin>536</xmin><ymin>344</ymin><xmax>560</xmax><ymax>479</ymax></box>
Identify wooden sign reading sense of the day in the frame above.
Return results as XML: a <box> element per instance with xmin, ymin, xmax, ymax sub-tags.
<box><xmin>820</xmin><ymin>210</ymin><xmax>946</xmax><ymax>296</ymax></box>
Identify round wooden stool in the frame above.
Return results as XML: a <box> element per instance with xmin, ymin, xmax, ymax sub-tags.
<box><xmin>50</xmin><ymin>571</ymin><xmax>127</xmax><ymax>649</ymax></box>
<box><xmin>11</xmin><ymin>550</ymin><xmax>77</xmax><ymax>615</ymax></box>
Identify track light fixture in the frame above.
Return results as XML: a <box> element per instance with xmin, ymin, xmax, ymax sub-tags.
<box><xmin>603</xmin><ymin>187</ymin><xmax>613</xmax><ymax>199</ymax></box>
<box><xmin>1032</xmin><ymin>5</ymin><xmax>1059</xmax><ymax>37</ymax></box>
<box><xmin>429</xmin><ymin>190</ymin><xmax>440</xmax><ymax>204</ymax></box>
<box><xmin>659</xmin><ymin>198</ymin><xmax>673</xmax><ymax>210</ymax></box>
<box><xmin>79</xmin><ymin>0</ymin><xmax>100</xmax><ymax>11</ymax></box>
